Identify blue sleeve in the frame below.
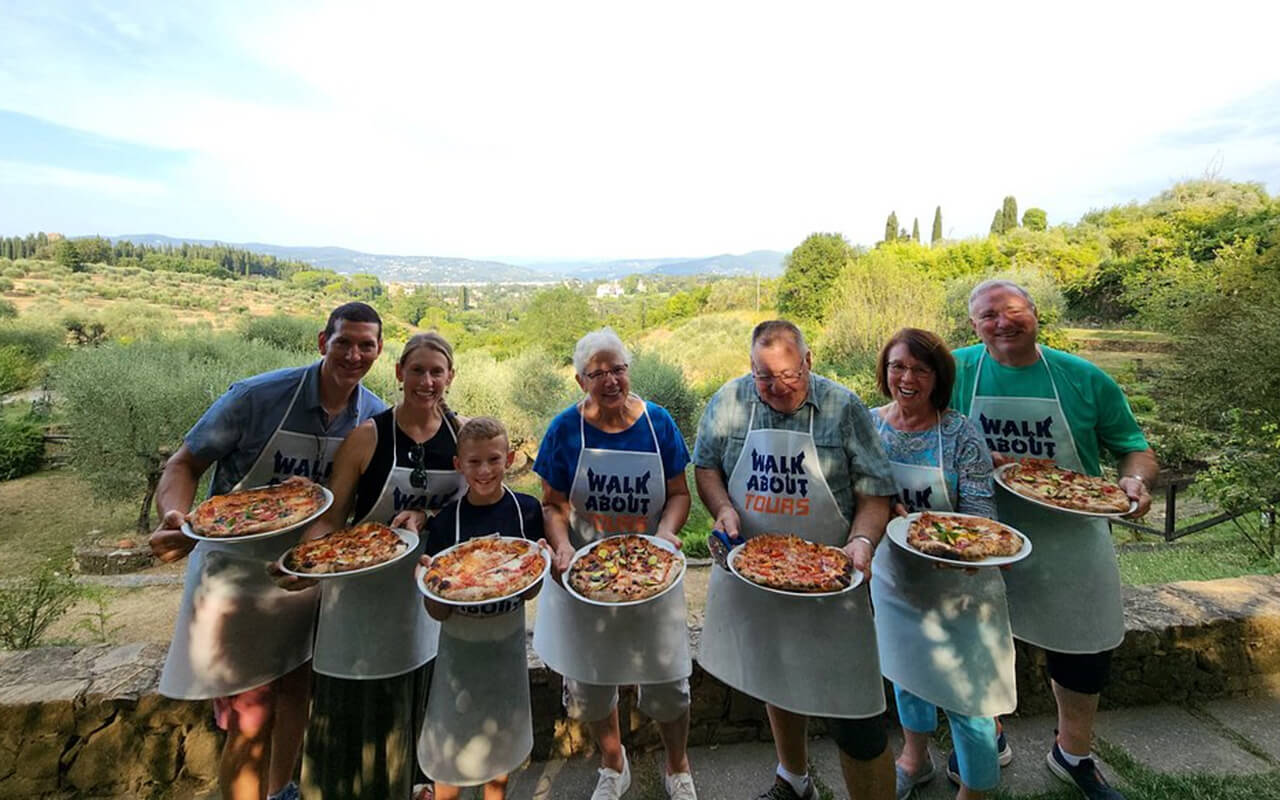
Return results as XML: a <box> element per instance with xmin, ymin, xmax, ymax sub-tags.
<box><xmin>532</xmin><ymin>407</ymin><xmax>578</xmax><ymax>494</ymax></box>
<box><xmin>185</xmin><ymin>382</ymin><xmax>249</xmax><ymax>462</ymax></box>
<box><xmin>648</xmin><ymin>403</ymin><xmax>691</xmax><ymax>481</ymax></box>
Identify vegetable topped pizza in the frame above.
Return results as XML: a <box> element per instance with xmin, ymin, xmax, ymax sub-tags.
<box><xmin>422</xmin><ymin>536</ymin><xmax>547</xmax><ymax>603</ymax></box>
<box><xmin>283</xmin><ymin>522</ymin><xmax>409</xmax><ymax>575</ymax></box>
<box><xmin>567</xmin><ymin>535</ymin><xmax>682</xmax><ymax>603</ymax></box>
<box><xmin>731</xmin><ymin>534</ymin><xmax>854</xmax><ymax>594</ymax></box>
<box><xmin>906</xmin><ymin>512</ymin><xmax>1023</xmax><ymax>562</ymax></box>
<box><xmin>188</xmin><ymin>481</ymin><xmax>328</xmax><ymax>538</ymax></box>
<box><xmin>999</xmin><ymin>459</ymin><xmax>1131</xmax><ymax>514</ymax></box>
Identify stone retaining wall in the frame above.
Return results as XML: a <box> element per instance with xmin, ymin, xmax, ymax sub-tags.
<box><xmin>4</xmin><ymin>575</ymin><xmax>1280</xmax><ymax>797</ymax></box>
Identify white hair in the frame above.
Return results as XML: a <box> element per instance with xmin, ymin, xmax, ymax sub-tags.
<box><xmin>968</xmin><ymin>279</ymin><xmax>1037</xmax><ymax>315</ymax></box>
<box><xmin>572</xmin><ymin>327</ymin><xmax>631</xmax><ymax>376</ymax></box>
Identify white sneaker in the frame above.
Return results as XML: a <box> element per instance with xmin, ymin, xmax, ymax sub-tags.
<box><xmin>591</xmin><ymin>749</ymin><xmax>631</xmax><ymax>800</ymax></box>
<box><xmin>666</xmin><ymin>771</ymin><xmax>697</xmax><ymax>800</ymax></box>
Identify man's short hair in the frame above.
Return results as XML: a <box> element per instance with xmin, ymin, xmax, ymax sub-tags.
<box><xmin>750</xmin><ymin>320</ymin><xmax>809</xmax><ymax>355</ymax></box>
<box><xmin>324</xmin><ymin>302</ymin><xmax>382</xmax><ymax>339</ymax></box>
<box><xmin>457</xmin><ymin>416</ymin><xmax>509</xmax><ymax>449</ymax></box>
<box><xmin>967</xmin><ymin>280</ymin><xmax>1036</xmax><ymax>316</ymax></box>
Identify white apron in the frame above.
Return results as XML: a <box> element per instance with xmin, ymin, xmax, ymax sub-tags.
<box><xmin>161</xmin><ymin>373</ymin><xmax>334</xmax><ymax>699</ymax></box>
<box><xmin>969</xmin><ymin>347</ymin><xmax>1125</xmax><ymax>654</ymax></box>
<box><xmin>419</xmin><ymin>488</ymin><xmax>533</xmax><ymax>786</ymax></box>
<box><xmin>698</xmin><ymin>403</ymin><xmax>885</xmax><ymax>718</ymax></box>
<box><xmin>313</xmin><ymin>410</ymin><xmax>466</xmax><ymax>679</ymax></box>
<box><xmin>869</xmin><ymin>411</ymin><xmax>1016</xmax><ymax>717</ymax></box>
<box><xmin>532</xmin><ymin>398</ymin><xmax>692</xmax><ymax>685</ymax></box>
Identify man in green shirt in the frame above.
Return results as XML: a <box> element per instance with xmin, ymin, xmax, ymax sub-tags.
<box><xmin>951</xmin><ymin>280</ymin><xmax>1157</xmax><ymax>800</ymax></box>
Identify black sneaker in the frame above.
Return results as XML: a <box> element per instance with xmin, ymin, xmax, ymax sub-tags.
<box><xmin>1046</xmin><ymin>743</ymin><xmax>1126</xmax><ymax>799</ymax></box>
<box><xmin>757</xmin><ymin>776</ymin><xmax>816</xmax><ymax>800</ymax></box>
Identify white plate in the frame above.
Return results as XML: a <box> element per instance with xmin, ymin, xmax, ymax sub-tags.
<box><xmin>416</xmin><ymin>535</ymin><xmax>550</xmax><ymax>608</ymax></box>
<box><xmin>885</xmin><ymin>512</ymin><xmax>1032</xmax><ymax>568</ymax></box>
<box><xmin>278</xmin><ymin>527</ymin><xmax>419</xmax><ymax>579</ymax></box>
<box><xmin>181</xmin><ymin>485</ymin><xmax>334</xmax><ymax>543</ymax></box>
<box><xmin>564</xmin><ymin>535</ymin><xmax>687</xmax><ymax>608</ymax></box>
<box><xmin>992</xmin><ymin>463</ymin><xmax>1138</xmax><ymax>519</ymax></box>
<box><xmin>727</xmin><ymin>538</ymin><xmax>865</xmax><ymax>597</ymax></box>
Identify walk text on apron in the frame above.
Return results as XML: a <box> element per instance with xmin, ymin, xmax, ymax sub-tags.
<box><xmin>420</xmin><ymin>486</ymin><xmax>533</xmax><ymax>786</ymax></box>
<box><xmin>969</xmin><ymin>346</ymin><xmax>1124</xmax><ymax>654</ymax></box>
<box><xmin>869</xmin><ymin>410</ymin><xmax>1016</xmax><ymax>717</ymax></box>
<box><xmin>161</xmin><ymin>373</ymin><xmax>335</xmax><ymax>700</ymax></box>
<box><xmin>698</xmin><ymin>403</ymin><xmax>885</xmax><ymax>718</ymax></box>
<box><xmin>532</xmin><ymin>397</ymin><xmax>692</xmax><ymax>686</ymax></box>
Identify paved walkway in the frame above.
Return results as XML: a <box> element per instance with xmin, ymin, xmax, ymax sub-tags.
<box><xmin>492</xmin><ymin>698</ymin><xmax>1280</xmax><ymax>799</ymax></box>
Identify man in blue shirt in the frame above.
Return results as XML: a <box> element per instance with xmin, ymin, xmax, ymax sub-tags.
<box><xmin>149</xmin><ymin>302</ymin><xmax>387</xmax><ymax>800</ymax></box>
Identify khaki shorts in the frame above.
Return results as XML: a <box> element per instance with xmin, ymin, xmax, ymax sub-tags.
<box><xmin>563</xmin><ymin>678</ymin><xmax>691</xmax><ymax>724</ymax></box>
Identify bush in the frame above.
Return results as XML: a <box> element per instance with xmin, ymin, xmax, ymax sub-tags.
<box><xmin>629</xmin><ymin>350</ymin><xmax>701</xmax><ymax>439</ymax></box>
<box><xmin>0</xmin><ymin>345</ymin><xmax>38</xmax><ymax>394</ymax></box>
<box><xmin>0</xmin><ymin>300</ymin><xmax>15</xmax><ymax>320</ymax></box>
<box><xmin>0</xmin><ymin>565</ymin><xmax>82</xmax><ymax>649</ymax></box>
<box><xmin>0</xmin><ymin>278</ymin><xmax>13</xmax><ymax>293</ymax></box>
<box><xmin>239</xmin><ymin>314</ymin><xmax>323</xmax><ymax>353</ymax></box>
<box><xmin>0</xmin><ymin>413</ymin><xmax>44</xmax><ymax>479</ymax></box>
<box><xmin>507</xmin><ymin>347</ymin><xmax>577</xmax><ymax>443</ymax></box>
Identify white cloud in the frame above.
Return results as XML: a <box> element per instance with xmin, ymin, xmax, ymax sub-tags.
<box><xmin>0</xmin><ymin>161</ymin><xmax>166</xmax><ymax>198</ymax></box>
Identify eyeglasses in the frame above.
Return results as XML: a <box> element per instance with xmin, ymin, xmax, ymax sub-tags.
<box><xmin>407</xmin><ymin>443</ymin><xmax>430</xmax><ymax>489</ymax></box>
<box><xmin>887</xmin><ymin>361</ymin><xmax>935</xmax><ymax>378</ymax></box>
<box><xmin>974</xmin><ymin>305</ymin><xmax>1035</xmax><ymax>322</ymax></box>
<box><xmin>752</xmin><ymin>367</ymin><xmax>806</xmax><ymax>388</ymax></box>
<box><xmin>585</xmin><ymin>364</ymin><xmax>629</xmax><ymax>382</ymax></box>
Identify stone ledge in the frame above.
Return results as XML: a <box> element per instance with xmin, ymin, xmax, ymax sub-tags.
<box><xmin>2</xmin><ymin>575</ymin><xmax>1278</xmax><ymax>797</ymax></box>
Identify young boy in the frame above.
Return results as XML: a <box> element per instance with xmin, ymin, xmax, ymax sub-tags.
<box><xmin>418</xmin><ymin>417</ymin><xmax>546</xmax><ymax>800</ymax></box>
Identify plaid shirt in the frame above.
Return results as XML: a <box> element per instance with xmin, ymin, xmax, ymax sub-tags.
<box><xmin>692</xmin><ymin>373</ymin><xmax>896</xmax><ymax>521</ymax></box>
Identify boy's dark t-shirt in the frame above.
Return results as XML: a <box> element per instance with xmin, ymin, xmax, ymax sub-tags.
<box><xmin>425</xmin><ymin>489</ymin><xmax>544</xmax><ymax>556</ymax></box>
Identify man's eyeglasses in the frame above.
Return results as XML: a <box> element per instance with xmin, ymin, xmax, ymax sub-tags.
<box><xmin>585</xmin><ymin>364</ymin><xmax>629</xmax><ymax>382</ymax></box>
<box><xmin>751</xmin><ymin>368</ymin><xmax>806</xmax><ymax>388</ymax></box>
<box><xmin>407</xmin><ymin>443</ymin><xmax>430</xmax><ymax>489</ymax></box>
<box><xmin>887</xmin><ymin>361</ymin><xmax>934</xmax><ymax>378</ymax></box>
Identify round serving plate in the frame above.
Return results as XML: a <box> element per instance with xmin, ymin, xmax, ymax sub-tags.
<box><xmin>277</xmin><ymin>527</ymin><xmax>419</xmax><ymax>580</ymax></box>
<box><xmin>993</xmin><ymin>463</ymin><xmax>1137</xmax><ymax>519</ymax></box>
<box><xmin>416</xmin><ymin>535</ymin><xmax>550</xmax><ymax>609</ymax></box>
<box><xmin>727</xmin><ymin>537</ymin><xmax>865</xmax><ymax>597</ymax></box>
<box><xmin>564</xmin><ymin>534</ymin><xmax>687</xmax><ymax>608</ymax></box>
<box><xmin>885</xmin><ymin>511</ymin><xmax>1032</xmax><ymax>568</ymax></box>
<box><xmin>181</xmin><ymin>485</ymin><xmax>334</xmax><ymax>544</ymax></box>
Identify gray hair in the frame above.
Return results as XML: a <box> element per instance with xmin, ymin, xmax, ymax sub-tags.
<box><xmin>572</xmin><ymin>327</ymin><xmax>632</xmax><ymax>376</ymax></box>
<box><xmin>750</xmin><ymin>319</ymin><xmax>809</xmax><ymax>355</ymax></box>
<box><xmin>967</xmin><ymin>280</ymin><xmax>1037</xmax><ymax>315</ymax></box>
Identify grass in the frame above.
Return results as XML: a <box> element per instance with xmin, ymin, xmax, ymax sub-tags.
<box><xmin>1113</xmin><ymin>516</ymin><xmax>1279</xmax><ymax>585</ymax></box>
<box><xmin>1065</xmin><ymin>328</ymin><xmax>1173</xmax><ymax>343</ymax></box>
<box><xmin>0</xmin><ymin>469</ymin><xmax>137</xmax><ymax>579</ymax></box>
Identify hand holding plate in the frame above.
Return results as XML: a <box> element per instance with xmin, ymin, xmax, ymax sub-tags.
<box><xmin>150</xmin><ymin>510</ymin><xmax>196</xmax><ymax>563</ymax></box>
<box><xmin>1118</xmin><ymin>476</ymin><xmax>1151</xmax><ymax>518</ymax></box>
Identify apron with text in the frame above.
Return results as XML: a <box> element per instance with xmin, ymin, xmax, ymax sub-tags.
<box><xmin>969</xmin><ymin>347</ymin><xmax>1124</xmax><ymax>654</ymax></box>
<box><xmin>698</xmin><ymin>403</ymin><xmax>885</xmax><ymax>718</ymax></box>
<box><xmin>313</xmin><ymin>409</ymin><xmax>466</xmax><ymax>679</ymax></box>
<box><xmin>419</xmin><ymin>487</ymin><xmax>533</xmax><ymax>786</ymax></box>
<box><xmin>869</xmin><ymin>412</ymin><xmax>1016</xmax><ymax>716</ymax></box>
<box><xmin>161</xmin><ymin>373</ymin><xmax>333</xmax><ymax>699</ymax></box>
<box><xmin>532</xmin><ymin>397</ymin><xmax>692</xmax><ymax>685</ymax></box>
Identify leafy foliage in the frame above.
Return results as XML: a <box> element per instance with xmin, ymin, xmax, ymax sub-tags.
<box><xmin>629</xmin><ymin>350</ymin><xmax>701</xmax><ymax>439</ymax></box>
<box><xmin>0</xmin><ymin>413</ymin><xmax>44</xmax><ymax>480</ymax></box>
<box><xmin>931</xmin><ymin>206</ymin><xmax>943</xmax><ymax>244</ymax></box>
<box><xmin>0</xmin><ymin>345</ymin><xmax>39</xmax><ymax>394</ymax></box>
<box><xmin>777</xmin><ymin>233</ymin><xmax>854</xmax><ymax>322</ymax></box>
<box><xmin>0</xmin><ymin>565</ymin><xmax>81</xmax><ymax>650</ymax></box>
<box><xmin>239</xmin><ymin>314</ymin><xmax>323</xmax><ymax>354</ymax></box>
<box><xmin>517</xmin><ymin>287</ymin><xmax>597</xmax><ymax>364</ymax></box>
<box><xmin>1022</xmin><ymin>207</ymin><xmax>1048</xmax><ymax>231</ymax></box>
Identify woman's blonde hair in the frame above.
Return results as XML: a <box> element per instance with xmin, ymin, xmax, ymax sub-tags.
<box><xmin>399</xmin><ymin>332</ymin><xmax>460</xmax><ymax>435</ymax></box>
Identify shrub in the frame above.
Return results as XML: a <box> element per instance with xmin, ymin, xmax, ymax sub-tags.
<box><xmin>450</xmin><ymin>350</ymin><xmax>514</xmax><ymax>424</ymax></box>
<box><xmin>0</xmin><ymin>300</ymin><xmax>16</xmax><ymax>319</ymax></box>
<box><xmin>629</xmin><ymin>350</ymin><xmax>701</xmax><ymax>439</ymax></box>
<box><xmin>238</xmin><ymin>313</ymin><xmax>324</xmax><ymax>353</ymax></box>
<box><xmin>0</xmin><ymin>278</ymin><xmax>13</xmax><ymax>292</ymax></box>
<box><xmin>0</xmin><ymin>346</ymin><xmax>39</xmax><ymax>393</ymax></box>
<box><xmin>0</xmin><ymin>565</ymin><xmax>82</xmax><ymax>649</ymax></box>
<box><xmin>0</xmin><ymin>413</ymin><xmax>44</xmax><ymax>479</ymax></box>
<box><xmin>507</xmin><ymin>347</ymin><xmax>577</xmax><ymax>442</ymax></box>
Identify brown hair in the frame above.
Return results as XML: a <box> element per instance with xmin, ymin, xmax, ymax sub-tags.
<box><xmin>875</xmin><ymin>328</ymin><xmax>955</xmax><ymax>411</ymax></box>
<box><xmin>456</xmin><ymin>416</ymin><xmax>509</xmax><ymax>450</ymax></box>
<box><xmin>324</xmin><ymin>302</ymin><xmax>382</xmax><ymax>338</ymax></box>
<box><xmin>399</xmin><ymin>332</ymin><xmax>460</xmax><ymax>435</ymax></box>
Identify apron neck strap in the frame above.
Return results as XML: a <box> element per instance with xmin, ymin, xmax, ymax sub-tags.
<box><xmin>747</xmin><ymin>397</ymin><xmax>814</xmax><ymax>435</ymax></box>
<box><xmin>455</xmin><ymin>485</ymin><xmax>522</xmax><ymax>543</ymax></box>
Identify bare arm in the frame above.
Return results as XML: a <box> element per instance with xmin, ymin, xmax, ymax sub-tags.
<box><xmin>148</xmin><ymin>444</ymin><xmax>213</xmax><ymax>563</ymax></box>
<box><xmin>540</xmin><ymin>480</ymin><xmax>576</xmax><ymax>577</ymax></box>
<box><xmin>1118</xmin><ymin>447</ymin><xmax>1158</xmax><ymax>518</ymax></box>
<box><xmin>694</xmin><ymin>466</ymin><xmax>740</xmax><ymax>538</ymax></box>
<box><xmin>303</xmin><ymin>420</ymin><xmax>377</xmax><ymax>540</ymax></box>
<box><xmin>844</xmin><ymin>491</ymin><xmax>891</xmax><ymax>579</ymax></box>
<box><xmin>655</xmin><ymin>471</ymin><xmax>692</xmax><ymax>547</ymax></box>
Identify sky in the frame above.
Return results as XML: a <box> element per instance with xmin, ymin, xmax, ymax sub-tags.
<box><xmin>2</xmin><ymin>1</ymin><xmax>1279</xmax><ymax>262</ymax></box>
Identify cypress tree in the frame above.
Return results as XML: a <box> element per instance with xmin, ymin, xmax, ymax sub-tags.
<box><xmin>885</xmin><ymin>212</ymin><xmax>898</xmax><ymax>242</ymax></box>
<box><xmin>931</xmin><ymin>207</ymin><xmax>943</xmax><ymax>244</ymax></box>
<box><xmin>911</xmin><ymin>218</ymin><xmax>920</xmax><ymax>242</ymax></box>
<box><xmin>990</xmin><ymin>209</ymin><xmax>1003</xmax><ymax>236</ymax></box>
<box><xmin>1002</xmin><ymin>196</ymin><xmax>1019</xmax><ymax>232</ymax></box>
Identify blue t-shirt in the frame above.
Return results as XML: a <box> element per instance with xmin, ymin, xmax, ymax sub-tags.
<box><xmin>425</xmin><ymin>490</ymin><xmax>544</xmax><ymax>556</ymax></box>
<box><xmin>533</xmin><ymin>401</ymin><xmax>691</xmax><ymax>494</ymax></box>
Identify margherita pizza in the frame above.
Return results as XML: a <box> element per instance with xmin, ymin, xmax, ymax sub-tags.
<box><xmin>423</xmin><ymin>537</ymin><xmax>546</xmax><ymax>603</ymax></box>
<box><xmin>188</xmin><ymin>481</ymin><xmax>328</xmax><ymax>538</ymax></box>
<box><xmin>568</xmin><ymin>535</ymin><xmax>681</xmax><ymax>603</ymax></box>
<box><xmin>907</xmin><ymin>512</ymin><xmax>1022</xmax><ymax>561</ymax></box>
<box><xmin>731</xmin><ymin>534</ymin><xmax>854</xmax><ymax>594</ymax></box>
<box><xmin>284</xmin><ymin>522</ymin><xmax>409</xmax><ymax>575</ymax></box>
<box><xmin>1000</xmin><ymin>459</ymin><xmax>1131</xmax><ymax>514</ymax></box>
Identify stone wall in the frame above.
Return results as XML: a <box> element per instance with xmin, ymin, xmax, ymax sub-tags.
<box><xmin>4</xmin><ymin>575</ymin><xmax>1280</xmax><ymax>797</ymax></box>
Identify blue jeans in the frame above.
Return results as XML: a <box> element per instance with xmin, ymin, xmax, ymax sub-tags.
<box><xmin>894</xmin><ymin>684</ymin><xmax>999</xmax><ymax>791</ymax></box>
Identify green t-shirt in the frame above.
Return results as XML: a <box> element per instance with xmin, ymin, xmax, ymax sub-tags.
<box><xmin>950</xmin><ymin>344</ymin><xmax>1149</xmax><ymax>475</ymax></box>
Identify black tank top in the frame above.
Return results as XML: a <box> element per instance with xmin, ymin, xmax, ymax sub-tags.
<box><xmin>351</xmin><ymin>407</ymin><xmax>457</xmax><ymax>522</ymax></box>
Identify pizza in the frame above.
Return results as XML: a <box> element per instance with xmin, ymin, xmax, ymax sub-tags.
<box><xmin>1001</xmin><ymin>459</ymin><xmax>1131</xmax><ymax>514</ymax></box>
<box><xmin>284</xmin><ymin>522</ymin><xmax>409</xmax><ymax>575</ymax></box>
<box><xmin>731</xmin><ymin>534</ymin><xmax>854</xmax><ymax>593</ymax></box>
<box><xmin>423</xmin><ymin>537</ymin><xmax>546</xmax><ymax>602</ymax></box>
<box><xmin>568</xmin><ymin>535</ymin><xmax>681</xmax><ymax>603</ymax></box>
<box><xmin>907</xmin><ymin>512</ymin><xmax>1023</xmax><ymax>561</ymax></box>
<box><xmin>188</xmin><ymin>481</ymin><xmax>327</xmax><ymax>538</ymax></box>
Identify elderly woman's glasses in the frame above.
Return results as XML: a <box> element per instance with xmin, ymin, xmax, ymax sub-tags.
<box><xmin>585</xmin><ymin>364</ymin><xmax>629</xmax><ymax>382</ymax></box>
<box><xmin>887</xmin><ymin>362</ymin><xmax>934</xmax><ymax>377</ymax></box>
<box><xmin>407</xmin><ymin>443</ymin><xmax>430</xmax><ymax>489</ymax></box>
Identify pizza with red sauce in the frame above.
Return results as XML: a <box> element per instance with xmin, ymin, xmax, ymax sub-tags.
<box><xmin>732</xmin><ymin>534</ymin><xmax>854</xmax><ymax>593</ymax></box>
<box><xmin>188</xmin><ymin>481</ymin><xmax>327</xmax><ymax>538</ymax></box>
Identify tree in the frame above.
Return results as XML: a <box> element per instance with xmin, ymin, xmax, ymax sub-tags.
<box><xmin>629</xmin><ymin>351</ymin><xmax>701</xmax><ymax>438</ymax></box>
<box><xmin>931</xmin><ymin>206</ymin><xmax>943</xmax><ymax>245</ymax></box>
<box><xmin>884</xmin><ymin>212</ymin><xmax>899</xmax><ymax>243</ymax></box>
<box><xmin>911</xmin><ymin>218</ymin><xmax>920</xmax><ymax>243</ymax></box>
<box><xmin>517</xmin><ymin>286</ymin><xmax>597</xmax><ymax>364</ymax></box>
<box><xmin>989</xmin><ymin>209</ymin><xmax>1004</xmax><ymax>236</ymax></box>
<box><xmin>1002</xmin><ymin>196</ymin><xmax>1019</xmax><ymax>233</ymax></box>
<box><xmin>1022</xmin><ymin>208</ymin><xmax>1048</xmax><ymax>231</ymax></box>
<box><xmin>54</xmin><ymin>240</ymin><xmax>83</xmax><ymax>271</ymax></box>
<box><xmin>776</xmin><ymin>233</ymin><xmax>854</xmax><ymax>322</ymax></box>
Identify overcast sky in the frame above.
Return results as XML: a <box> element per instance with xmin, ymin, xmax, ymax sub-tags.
<box><xmin>2</xmin><ymin>1</ymin><xmax>1278</xmax><ymax>262</ymax></box>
